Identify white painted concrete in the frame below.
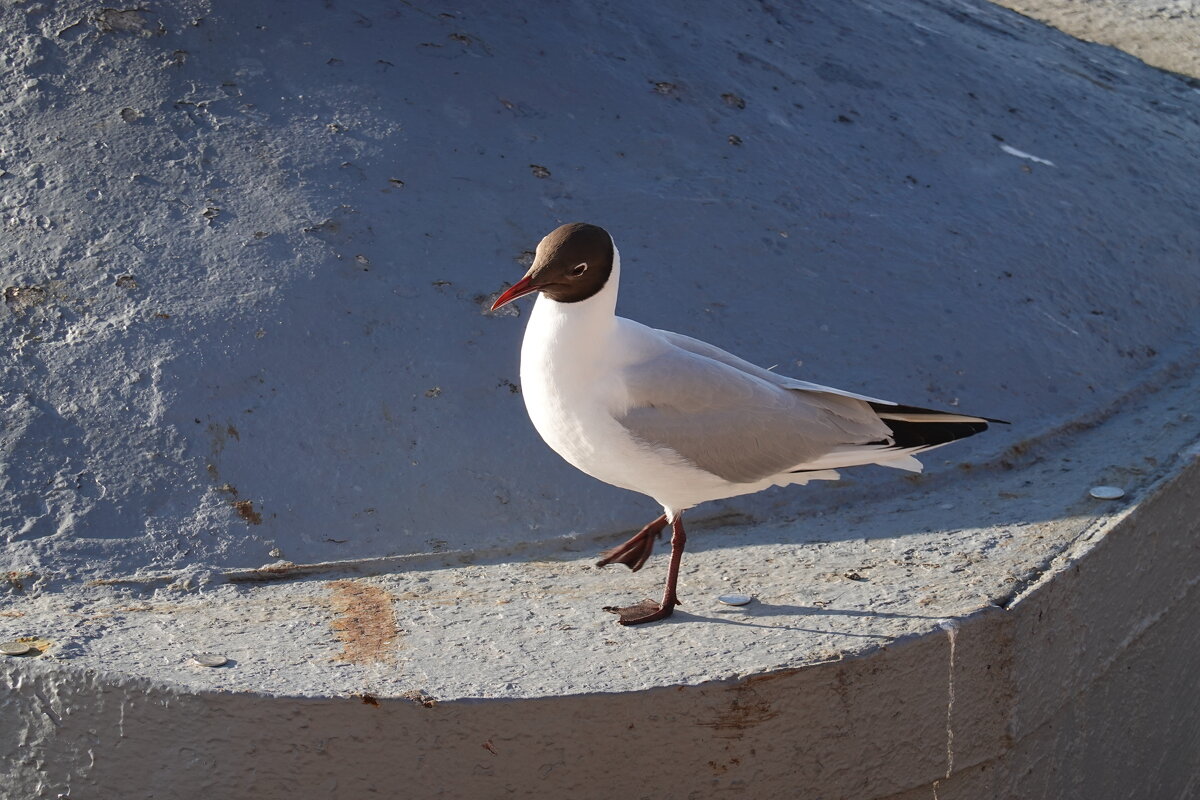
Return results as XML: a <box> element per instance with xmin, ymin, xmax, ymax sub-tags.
<box><xmin>3</xmin><ymin>427</ymin><xmax>1198</xmax><ymax>796</ymax></box>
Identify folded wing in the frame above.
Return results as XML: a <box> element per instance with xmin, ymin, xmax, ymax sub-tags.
<box><xmin>616</xmin><ymin>331</ymin><xmax>998</xmax><ymax>485</ymax></box>
<box><xmin>657</xmin><ymin>330</ymin><xmax>895</xmax><ymax>404</ymax></box>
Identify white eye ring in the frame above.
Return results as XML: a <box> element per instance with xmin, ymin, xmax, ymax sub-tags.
<box><xmin>569</xmin><ymin>263</ymin><xmax>588</xmax><ymax>277</ymax></box>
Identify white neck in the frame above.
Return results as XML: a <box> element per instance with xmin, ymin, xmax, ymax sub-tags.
<box><xmin>525</xmin><ymin>244</ymin><xmax>621</xmax><ymax>341</ymax></box>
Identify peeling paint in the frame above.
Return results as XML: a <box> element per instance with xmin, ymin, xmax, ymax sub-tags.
<box><xmin>233</xmin><ymin>500</ymin><xmax>262</xmax><ymax>525</ymax></box>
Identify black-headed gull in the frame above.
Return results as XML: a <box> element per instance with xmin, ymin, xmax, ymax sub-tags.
<box><xmin>492</xmin><ymin>223</ymin><xmax>1004</xmax><ymax>625</ymax></box>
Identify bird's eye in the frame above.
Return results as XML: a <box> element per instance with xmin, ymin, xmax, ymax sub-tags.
<box><xmin>569</xmin><ymin>263</ymin><xmax>588</xmax><ymax>277</ymax></box>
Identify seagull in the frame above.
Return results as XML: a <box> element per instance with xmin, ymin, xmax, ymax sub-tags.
<box><xmin>491</xmin><ymin>223</ymin><xmax>1004</xmax><ymax>625</ymax></box>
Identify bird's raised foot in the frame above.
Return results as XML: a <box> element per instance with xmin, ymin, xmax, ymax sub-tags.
<box><xmin>596</xmin><ymin>537</ymin><xmax>656</xmax><ymax>572</ymax></box>
<box><xmin>596</xmin><ymin>514</ymin><xmax>668</xmax><ymax>572</ymax></box>
<box><xmin>603</xmin><ymin>598</ymin><xmax>677</xmax><ymax>626</ymax></box>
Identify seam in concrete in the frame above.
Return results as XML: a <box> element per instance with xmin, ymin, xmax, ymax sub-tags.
<box><xmin>77</xmin><ymin>347</ymin><xmax>1200</xmax><ymax>596</ymax></box>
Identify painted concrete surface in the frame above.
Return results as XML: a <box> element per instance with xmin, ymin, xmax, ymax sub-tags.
<box><xmin>2</xmin><ymin>0</ymin><xmax>1200</xmax><ymax>796</ymax></box>
<box><xmin>2</xmin><ymin>0</ymin><xmax>1199</xmax><ymax>583</ymax></box>
<box><xmin>3</xmin><ymin>418</ymin><xmax>1198</xmax><ymax>798</ymax></box>
<box><xmin>3</xmin><ymin>363</ymin><xmax>1197</xmax><ymax>703</ymax></box>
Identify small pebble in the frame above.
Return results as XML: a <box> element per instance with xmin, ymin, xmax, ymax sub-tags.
<box><xmin>192</xmin><ymin>653</ymin><xmax>228</xmax><ymax>668</ymax></box>
<box><xmin>717</xmin><ymin>593</ymin><xmax>753</xmax><ymax>606</ymax></box>
<box><xmin>1089</xmin><ymin>485</ymin><xmax>1125</xmax><ymax>500</ymax></box>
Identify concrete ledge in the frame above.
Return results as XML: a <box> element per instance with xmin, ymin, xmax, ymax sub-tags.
<box><xmin>4</xmin><ymin>374</ymin><xmax>1199</xmax><ymax>797</ymax></box>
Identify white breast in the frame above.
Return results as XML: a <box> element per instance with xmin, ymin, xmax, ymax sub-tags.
<box><xmin>517</xmin><ymin>257</ymin><xmax>739</xmax><ymax>516</ymax></box>
<box><xmin>520</xmin><ymin>294</ymin><xmax>647</xmax><ymax>494</ymax></box>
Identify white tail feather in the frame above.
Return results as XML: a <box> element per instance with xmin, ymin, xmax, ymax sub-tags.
<box><xmin>875</xmin><ymin>412</ymin><xmax>989</xmax><ymax>424</ymax></box>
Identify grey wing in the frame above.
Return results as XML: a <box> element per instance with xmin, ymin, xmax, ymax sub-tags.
<box><xmin>616</xmin><ymin>347</ymin><xmax>893</xmax><ymax>484</ymax></box>
<box><xmin>655</xmin><ymin>329</ymin><xmax>895</xmax><ymax>405</ymax></box>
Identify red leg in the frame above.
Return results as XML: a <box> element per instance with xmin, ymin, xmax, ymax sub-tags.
<box><xmin>596</xmin><ymin>514</ymin><xmax>668</xmax><ymax>572</ymax></box>
<box><xmin>604</xmin><ymin>514</ymin><xmax>687</xmax><ymax>625</ymax></box>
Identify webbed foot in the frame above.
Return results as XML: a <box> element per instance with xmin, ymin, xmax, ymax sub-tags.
<box><xmin>603</xmin><ymin>598</ymin><xmax>677</xmax><ymax>625</ymax></box>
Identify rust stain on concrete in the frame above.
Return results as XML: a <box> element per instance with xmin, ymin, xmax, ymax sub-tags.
<box><xmin>698</xmin><ymin>682</ymin><xmax>781</xmax><ymax>734</ymax></box>
<box><xmin>326</xmin><ymin>579</ymin><xmax>399</xmax><ymax>664</ymax></box>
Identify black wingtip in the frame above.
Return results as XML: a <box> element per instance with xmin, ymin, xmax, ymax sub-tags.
<box><xmin>868</xmin><ymin>402</ymin><xmax>1006</xmax><ymax>448</ymax></box>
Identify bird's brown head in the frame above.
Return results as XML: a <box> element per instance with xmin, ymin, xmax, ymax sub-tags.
<box><xmin>491</xmin><ymin>223</ymin><xmax>614</xmax><ymax>310</ymax></box>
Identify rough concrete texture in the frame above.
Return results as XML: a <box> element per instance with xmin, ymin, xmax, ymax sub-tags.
<box><xmin>3</xmin><ymin>439</ymin><xmax>1198</xmax><ymax>798</ymax></box>
<box><xmin>3</xmin><ymin>0</ymin><xmax>1200</xmax><ymax>797</ymax></box>
<box><xmin>4</xmin><ymin>366</ymin><xmax>1198</xmax><ymax>704</ymax></box>
<box><xmin>2</xmin><ymin>0</ymin><xmax>1200</xmax><ymax>582</ymax></box>
<box><xmin>993</xmin><ymin>0</ymin><xmax>1200</xmax><ymax>79</ymax></box>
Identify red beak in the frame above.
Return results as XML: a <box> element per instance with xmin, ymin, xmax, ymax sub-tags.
<box><xmin>490</xmin><ymin>274</ymin><xmax>538</xmax><ymax>311</ymax></box>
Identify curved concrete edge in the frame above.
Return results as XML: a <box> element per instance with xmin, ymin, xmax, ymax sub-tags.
<box><xmin>6</xmin><ymin>0</ymin><xmax>1200</xmax><ymax>583</ymax></box>
<box><xmin>887</xmin><ymin>447</ymin><xmax>1200</xmax><ymax>800</ymax></box>
<box><xmin>4</xmin><ymin>447</ymin><xmax>1197</xmax><ymax>797</ymax></box>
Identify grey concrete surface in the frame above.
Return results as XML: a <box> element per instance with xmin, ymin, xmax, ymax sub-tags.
<box><xmin>3</xmin><ymin>413</ymin><xmax>1198</xmax><ymax>798</ymax></box>
<box><xmin>2</xmin><ymin>0</ymin><xmax>1199</xmax><ymax>583</ymax></box>
<box><xmin>1</xmin><ymin>359</ymin><xmax>1197</xmax><ymax>703</ymax></box>
<box><xmin>2</xmin><ymin>0</ymin><xmax>1200</xmax><ymax>796</ymax></box>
